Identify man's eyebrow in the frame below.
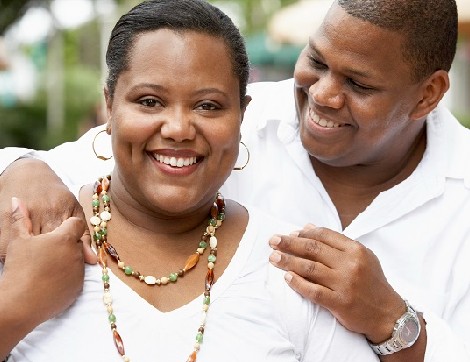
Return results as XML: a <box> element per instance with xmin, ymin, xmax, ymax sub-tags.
<box><xmin>308</xmin><ymin>40</ymin><xmax>373</xmax><ymax>79</ymax></box>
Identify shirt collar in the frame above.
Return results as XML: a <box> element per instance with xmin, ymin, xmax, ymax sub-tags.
<box><xmin>422</xmin><ymin>104</ymin><xmax>470</xmax><ymax>186</ymax></box>
<box><xmin>252</xmin><ymin>78</ymin><xmax>298</xmax><ymax>140</ymax></box>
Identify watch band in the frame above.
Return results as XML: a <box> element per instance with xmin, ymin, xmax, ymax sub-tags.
<box><xmin>369</xmin><ymin>299</ymin><xmax>421</xmax><ymax>355</ymax></box>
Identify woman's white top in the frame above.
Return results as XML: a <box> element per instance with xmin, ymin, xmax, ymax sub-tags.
<box><xmin>8</xmin><ymin>206</ymin><xmax>378</xmax><ymax>362</ymax></box>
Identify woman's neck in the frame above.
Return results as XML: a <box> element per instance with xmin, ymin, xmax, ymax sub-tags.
<box><xmin>108</xmin><ymin>173</ymin><xmax>217</xmax><ymax>237</ymax></box>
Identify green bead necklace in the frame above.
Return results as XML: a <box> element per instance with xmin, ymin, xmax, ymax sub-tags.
<box><xmin>90</xmin><ymin>175</ymin><xmax>225</xmax><ymax>362</ymax></box>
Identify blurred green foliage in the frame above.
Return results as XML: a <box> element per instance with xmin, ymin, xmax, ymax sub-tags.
<box><xmin>0</xmin><ymin>20</ymin><xmax>102</xmax><ymax>149</ymax></box>
<box><xmin>457</xmin><ymin>113</ymin><xmax>470</xmax><ymax>129</ymax></box>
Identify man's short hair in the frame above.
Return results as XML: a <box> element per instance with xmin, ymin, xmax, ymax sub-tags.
<box><xmin>337</xmin><ymin>0</ymin><xmax>458</xmax><ymax>82</ymax></box>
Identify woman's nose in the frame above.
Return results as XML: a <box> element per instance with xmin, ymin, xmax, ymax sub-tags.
<box><xmin>160</xmin><ymin>110</ymin><xmax>196</xmax><ymax>142</ymax></box>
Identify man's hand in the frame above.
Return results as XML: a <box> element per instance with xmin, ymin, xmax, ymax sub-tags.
<box><xmin>0</xmin><ymin>158</ymin><xmax>96</xmax><ymax>264</ymax></box>
<box><xmin>0</xmin><ymin>197</ymin><xmax>87</xmax><ymax>359</ymax></box>
<box><xmin>268</xmin><ymin>223</ymin><xmax>405</xmax><ymax>343</ymax></box>
<box><xmin>269</xmin><ymin>224</ymin><xmax>427</xmax><ymax>361</ymax></box>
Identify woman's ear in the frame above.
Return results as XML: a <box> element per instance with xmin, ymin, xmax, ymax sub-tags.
<box><xmin>410</xmin><ymin>70</ymin><xmax>449</xmax><ymax>121</ymax></box>
<box><xmin>243</xmin><ymin>95</ymin><xmax>252</xmax><ymax>111</ymax></box>
<box><xmin>240</xmin><ymin>95</ymin><xmax>252</xmax><ymax>123</ymax></box>
<box><xmin>104</xmin><ymin>87</ymin><xmax>113</xmax><ymax>133</ymax></box>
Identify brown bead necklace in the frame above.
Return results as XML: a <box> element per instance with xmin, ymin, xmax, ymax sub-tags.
<box><xmin>90</xmin><ymin>175</ymin><xmax>225</xmax><ymax>361</ymax></box>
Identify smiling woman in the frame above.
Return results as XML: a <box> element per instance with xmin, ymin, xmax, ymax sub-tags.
<box><xmin>106</xmin><ymin>28</ymin><xmax>244</xmax><ymax>214</ymax></box>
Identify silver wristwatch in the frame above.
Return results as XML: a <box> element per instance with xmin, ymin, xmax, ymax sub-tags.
<box><xmin>369</xmin><ymin>299</ymin><xmax>421</xmax><ymax>355</ymax></box>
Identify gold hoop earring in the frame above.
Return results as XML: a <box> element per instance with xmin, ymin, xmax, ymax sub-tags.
<box><xmin>233</xmin><ymin>141</ymin><xmax>250</xmax><ymax>171</ymax></box>
<box><xmin>92</xmin><ymin>129</ymin><xmax>113</xmax><ymax>161</ymax></box>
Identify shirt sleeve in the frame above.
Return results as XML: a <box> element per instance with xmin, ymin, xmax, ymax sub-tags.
<box><xmin>0</xmin><ymin>126</ymin><xmax>113</xmax><ymax>189</ymax></box>
<box><xmin>34</xmin><ymin>125</ymin><xmax>114</xmax><ymax>188</ymax></box>
<box><xmin>0</xmin><ymin>148</ymin><xmax>33</xmax><ymax>175</ymax></box>
<box><xmin>423</xmin><ymin>310</ymin><xmax>470</xmax><ymax>361</ymax></box>
<box><xmin>266</xmin><ymin>265</ymin><xmax>379</xmax><ymax>362</ymax></box>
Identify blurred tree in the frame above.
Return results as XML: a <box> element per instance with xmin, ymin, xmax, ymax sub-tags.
<box><xmin>235</xmin><ymin>0</ymin><xmax>298</xmax><ymax>35</ymax></box>
<box><xmin>0</xmin><ymin>0</ymin><xmax>32</xmax><ymax>35</ymax></box>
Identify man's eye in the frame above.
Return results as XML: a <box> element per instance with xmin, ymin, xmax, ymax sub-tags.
<box><xmin>308</xmin><ymin>55</ymin><xmax>327</xmax><ymax>70</ymax></box>
<box><xmin>347</xmin><ymin>78</ymin><xmax>374</xmax><ymax>92</ymax></box>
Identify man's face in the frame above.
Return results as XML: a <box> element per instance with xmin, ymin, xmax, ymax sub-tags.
<box><xmin>294</xmin><ymin>3</ymin><xmax>425</xmax><ymax>168</ymax></box>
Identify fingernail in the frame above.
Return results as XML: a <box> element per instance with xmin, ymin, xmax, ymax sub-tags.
<box><xmin>289</xmin><ymin>230</ymin><xmax>300</xmax><ymax>236</ymax></box>
<box><xmin>269</xmin><ymin>251</ymin><xmax>281</xmax><ymax>263</ymax></box>
<box><xmin>269</xmin><ymin>235</ymin><xmax>281</xmax><ymax>247</ymax></box>
<box><xmin>304</xmin><ymin>223</ymin><xmax>316</xmax><ymax>230</ymax></box>
<box><xmin>284</xmin><ymin>273</ymin><xmax>293</xmax><ymax>283</ymax></box>
<box><xmin>11</xmin><ymin>197</ymin><xmax>19</xmax><ymax>213</ymax></box>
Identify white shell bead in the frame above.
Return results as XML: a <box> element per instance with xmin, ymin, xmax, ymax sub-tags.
<box><xmin>197</xmin><ymin>248</ymin><xmax>205</xmax><ymax>254</ymax></box>
<box><xmin>100</xmin><ymin>210</ymin><xmax>111</xmax><ymax>221</ymax></box>
<box><xmin>160</xmin><ymin>277</ymin><xmax>169</xmax><ymax>285</ymax></box>
<box><xmin>90</xmin><ymin>216</ymin><xmax>101</xmax><ymax>226</ymax></box>
<box><xmin>209</xmin><ymin>236</ymin><xmax>217</xmax><ymax>249</ymax></box>
<box><xmin>208</xmin><ymin>262</ymin><xmax>215</xmax><ymax>269</ymax></box>
<box><xmin>200</xmin><ymin>311</ymin><xmax>207</xmax><ymax>325</ymax></box>
<box><xmin>103</xmin><ymin>292</ymin><xmax>112</xmax><ymax>305</ymax></box>
<box><xmin>144</xmin><ymin>276</ymin><xmax>157</xmax><ymax>285</ymax></box>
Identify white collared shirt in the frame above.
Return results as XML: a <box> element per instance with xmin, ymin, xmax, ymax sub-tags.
<box><xmin>223</xmin><ymin>79</ymin><xmax>470</xmax><ymax>361</ymax></box>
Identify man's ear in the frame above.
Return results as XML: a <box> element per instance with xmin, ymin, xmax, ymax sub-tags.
<box><xmin>410</xmin><ymin>70</ymin><xmax>449</xmax><ymax>121</ymax></box>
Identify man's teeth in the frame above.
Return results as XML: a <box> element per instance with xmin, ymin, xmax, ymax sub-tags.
<box><xmin>155</xmin><ymin>155</ymin><xmax>197</xmax><ymax>167</ymax></box>
<box><xmin>312</xmin><ymin>113</ymin><xmax>340</xmax><ymax>128</ymax></box>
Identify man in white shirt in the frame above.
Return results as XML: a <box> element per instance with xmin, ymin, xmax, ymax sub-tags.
<box><xmin>0</xmin><ymin>0</ymin><xmax>469</xmax><ymax>361</ymax></box>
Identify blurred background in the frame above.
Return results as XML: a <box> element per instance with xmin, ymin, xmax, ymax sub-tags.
<box><xmin>0</xmin><ymin>0</ymin><xmax>469</xmax><ymax>149</ymax></box>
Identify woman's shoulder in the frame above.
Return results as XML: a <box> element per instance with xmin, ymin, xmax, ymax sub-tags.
<box><xmin>242</xmin><ymin>202</ymin><xmax>300</xmax><ymax>236</ymax></box>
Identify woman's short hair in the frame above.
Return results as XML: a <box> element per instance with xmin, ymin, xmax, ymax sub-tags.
<box><xmin>105</xmin><ymin>0</ymin><xmax>250</xmax><ymax>106</ymax></box>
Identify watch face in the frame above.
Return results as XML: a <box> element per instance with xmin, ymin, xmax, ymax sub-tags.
<box><xmin>399</xmin><ymin>316</ymin><xmax>420</xmax><ymax>344</ymax></box>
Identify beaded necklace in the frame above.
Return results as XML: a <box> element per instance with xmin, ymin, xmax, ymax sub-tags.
<box><xmin>90</xmin><ymin>175</ymin><xmax>226</xmax><ymax>362</ymax></box>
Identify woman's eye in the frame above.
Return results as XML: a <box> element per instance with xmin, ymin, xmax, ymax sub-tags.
<box><xmin>196</xmin><ymin>102</ymin><xmax>219</xmax><ymax>111</ymax></box>
<box><xmin>139</xmin><ymin>98</ymin><xmax>160</xmax><ymax>107</ymax></box>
